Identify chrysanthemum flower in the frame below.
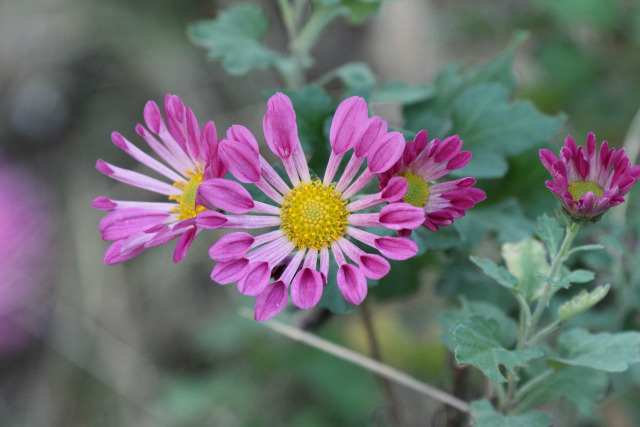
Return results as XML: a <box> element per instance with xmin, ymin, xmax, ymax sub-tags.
<box><xmin>94</xmin><ymin>94</ymin><xmax>227</xmax><ymax>264</ymax></box>
<box><xmin>196</xmin><ymin>93</ymin><xmax>425</xmax><ymax>321</ymax></box>
<box><xmin>540</xmin><ymin>132</ymin><xmax>640</xmax><ymax>222</ymax></box>
<box><xmin>378</xmin><ymin>130</ymin><xmax>486</xmax><ymax>235</ymax></box>
<box><xmin>0</xmin><ymin>160</ymin><xmax>53</xmax><ymax>357</ymax></box>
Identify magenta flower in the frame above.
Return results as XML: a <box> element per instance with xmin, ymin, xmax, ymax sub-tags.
<box><xmin>540</xmin><ymin>132</ymin><xmax>640</xmax><ymax>222</ymax></box>
<box><xmin>197</xmin><ymin>93</ymin><xmax>425</xmax><ymax>321</ymax></box>
<box><xmin>0</xmin><ymin>161</ymin><xmax>53</xmax><ymax>357</ymax></box>
<box><xmin>378</xmin><ymin>130</ymin><xmax>486</xmax><ymax>235</ymax></box>
<box><xmin>94</xmin><ymin>94</ymin><xmax>227</xmax><ymax>264</ymax></box>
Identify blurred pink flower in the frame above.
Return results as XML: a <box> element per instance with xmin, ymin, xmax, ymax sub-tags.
<box><xmin>0</xmin><ymin>161</ymin><xmax>53</xmax><ymax>357</ymax></box>
<box><xmin>94</xmin><ymin>94</ymin><xmax>227</xmax><ymax>263</ymax></box>
<box><xmin>197</xmin><ymin>93</ymin><xmax>423</xmax><ymax>320</ymax></box>
<box><xmin>540</xmin><ymin>132</ymin><xmax>640</xmax><ymax>222</ymax></box>
<box><xmin>379</xmin><ymin>130</ymin><xmax>486</xmax><ymax>236</ymax></box>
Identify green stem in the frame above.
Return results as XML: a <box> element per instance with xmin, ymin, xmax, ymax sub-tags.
<box><xmin>510</xmin><ymin>368</ymin><xmax>555</xmax><ymax>414</ymax></box>
<box><xmin>528</xmin><ymin>222</ymin><xmax>580</xmax><ymax>335</ymax></box>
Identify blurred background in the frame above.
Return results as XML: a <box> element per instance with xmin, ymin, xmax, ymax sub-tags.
<box><xmin>1</xmin><ymin>0</ymin><xmax>640</xmax><ymax>426</ymax></box>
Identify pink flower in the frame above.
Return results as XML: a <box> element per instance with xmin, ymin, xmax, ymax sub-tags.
<box><xmin>198</xmin><ymin>93</ymin><xmax>424</xmax><ymax>321</ymax></box>
<box><xmin>94</xmin><ymin>94</ymin><xmax>227</xmax><ymax>264</ymax></box>
<box><xmin>0</xmin><ymin>161</ymin><xmax>53</xmax><ymax>357</ymax></box>
<box><xmin>378</xmin><ymin>130</ymin><xmax>486</xmax><ymax>235</ymax></box>
<box><xmin>540</xmin><ymin>132</ymin><xmax>640</xmax><ymax>222</ymax></box>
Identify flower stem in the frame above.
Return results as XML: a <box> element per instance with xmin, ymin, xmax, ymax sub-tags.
<box><xmin>242</xmin><ymin>308</ymin><xmax>471</xmax><ymax>413</ymax></box>
<box><xmin>361</xmin><ymin>301</ymin><xmax>402</xmax><ymax>427</ymax></box>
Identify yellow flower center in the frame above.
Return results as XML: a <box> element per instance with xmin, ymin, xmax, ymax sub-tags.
<box><xmin>401</xmin><ymin>172</ymin><xmax>430</xmax><ymax>207</ymax></box>
<box><xmin>169</xmin><ymin>170</ymin><xmax>206</xmax><ymax>220</ymax></box>
<box><xmin>567</xmin><ymin>181</ymin><xmax>603</xmax><ymax>203</ymax></box>
<box><xmin>280</xmin><ymin>180</ymin><xmax>349</xmax><ymax>250</ymax></box>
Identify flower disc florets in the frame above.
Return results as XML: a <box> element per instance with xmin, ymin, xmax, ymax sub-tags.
<box><xmin>280</xmin><ymin>180</ymin><xmax>349</xmax><ymax>250</ymax></box>
<box><xmin>540</xmin><ymin>132</ymin><xmax>640</xmax><ymax>223</ymax></box>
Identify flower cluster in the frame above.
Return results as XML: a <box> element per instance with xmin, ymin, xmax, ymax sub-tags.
<box><xmin>540</xmin><ymin>132</ymin><xmax>640</xmax><ymax>223</ymax></box>
<box><xmin>95</xmin><ymin>93</ymin><xmax>484</xmax><ymax>320</ymax></box>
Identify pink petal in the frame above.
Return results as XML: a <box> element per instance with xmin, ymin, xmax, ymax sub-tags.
<box><xmin>173</xmin><ymin>226</ymin><xmax>196</xmax><ymax>262</ymax></box>
<box><xmin>263</xmin><ymin>93</ymin><xmax>298</xmax><ymax>159</ymax></box>
<box><xmin>381</xmin><ymin>176</ymin><xmax>408</xmax><ymax>202</ymax></box>
<box><xmin>367</xmin><ymin>131</ymin><xmax>405</xmax><ymax>173</ymax></box>
<box><xmin>254</xmin><ymin>281</ymin><xmax>288</xmax><ymax>321</ymax></box>
<box><xmin>196</xmin><ymin>178</ymin><xmax>255</xmax><ymax>213</ymax></box>
<box><xmin>99</xmin><ymin>209</ymin><xmax>169</xmax><ymax>241</ymax></box>
<box><xmin>237</xmin><ymin>261</ymin><xmax>271</xmax><ymax>296</ymax></box>
<box><xmin>337</xmin><ymin>264</ymin><xmax>368</xmax><ymax>305</ymax></box>
<box><xmin>446</xmin><ymin>151</ymin><xmax>472</xmax><ymax>170</ymax></box>
<box><xmin>355</xmin><ymin>117</ymin><xmax>386</xmax><ymax>158</ymax></box>
<box><xmin>208</xmin><ymin>232</ymin><xmax>254</xmax><ymax>262</ymax></box>
<box><xmin>211</xmin><ymin>259</ymin><xmax>249</xmax><ymax>284</ymax></box>
<box><xmin>358</xmin><ymin>254</ymin><xmax>390</xmax><ymax>280</ymax></box>
<box><xmin>92</xmin><ymin>196</ymin><xmax>117</xmax><ymax>210</ymax></box>
<box><xmin>195</xmin><ymin>211</ymin><xmax>228</xmax><ymax>229</ymax></box>
<box><xmin>379</xmin><ymin>203</ymin><xmax>425</xmax><ymax>230</ymax></box>
<box><xmin>290</xmin><ymin>268</ymin><xmax>323</xmax><ymax>309</ymax></box>
<box><xmin>143</xmin><ymin>100</ymin><xmax>163</xmax><ymax>134</ymax></box>
<box><xmin>227</xmin><ymin>125</ymin><xmax>259</xmax><ymax>154</ymax></box>
<box><xmin>219</xmin><ymin>138</ymin><xmax>261</xmax><ymax>183</ymax></box>
<box><xmin>330</xmin><ymin>96</ymin><xmax>369</xmax><ymax>155</ymax></box>
<box><xmin>434</xmin><ymin>135</ymin><xmax>462</xmax><ymax>163</ymax></box>
<box><xmin>374</xmin><ymin>236</ymin><xmax>418</xmax><ymax>260</ymax></box>
<box><xmin>103</xmin><ymin>239</ymin><xmax>145</xmax><ymax>265</ymax></box>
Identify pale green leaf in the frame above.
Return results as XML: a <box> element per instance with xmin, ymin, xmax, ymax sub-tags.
<box><xmin>453</xmin><ymin>316</ymin><xmax>543</xmax><ymax>383</ymax></box>
<box><xmin>502</xmin><ymin>237</ymin><xmax>550</xmax><ymax>300</ymax></box>
<box><xmin>372</xmin><ymin>81</ymin><xmax>435</xmax><ymax>104</ymax></box>
<box><xmin>553</xmin><ymin>328</ymin><xmax>640</xmax><ymax>372</ymax></box>
<box><xmin>188</xmin><ymin>5</ymin><xmax>281</xmax><ymax>75</ymax></box>
<box><xmin>471</xmin><ymin>400</ymin><xmax>551</xmax><ymax>427</ymax></box>
<box><xmin>558</xmin><ymin>285</ymin><xmax>610</xmax><ymax>321</ymax></box>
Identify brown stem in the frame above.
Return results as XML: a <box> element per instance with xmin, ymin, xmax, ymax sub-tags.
<box><xmin>361</xmin><ymin>300</ymin><xmax>403</xmax><ymax>427</ymax></box>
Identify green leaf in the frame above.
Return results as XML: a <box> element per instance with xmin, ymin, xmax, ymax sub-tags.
<box><xmin>450</xmin><ymin>84</ymin><xmax>565</xmax><ymax>179</ymax></box>
<box><xmin>560</xmin><ymin>269</ymin><xmax>595</xmax><ymax>286</ymax></box>
<box><xmin>552</xmin><ymin>328</ymin><xmax>640</xmax><ymax>372</ymax></box>
<box><xmin>439</xmin><ymin>300</ymin><xmax>518</xmax><ymax>352</ymax></box>
<box><xmin>502</xmin><ymin>237</ymin><xmax>550</xmax><ymax>301</ymax></box>
<box><xmin>331</xmin><ymin>62</ymin><xmax>376</xmax><ymax>96</ymax></box>
<box><xmin>469</xmin><ymin>256</ymin><xmax>519</xmax><ymax>292</ymax></box>
<box><xmin>456</xmin><ymin>198</ymin><xmax>536</xmax><ymax>246</ymax></box>
<box><xmin>372</xmin><ymin>81</ymin><xmax>435</xmax><ymax>104</ymax></box>
<box><xmin>453</xmin><ymin>316</ymin><xmax>543</xmax><ymax>382</ymax></box>
<box><xmin>558</xmin><ymin>285</ymin><xmax>610</xmax><ymax>321</ymax></box>
<box><xmin>188</xmin><ymin>5</ymin><xmax>281</xmax><ymax>75</ymax></box>
<box><xmin>373</xmin><ymin>255</ymin><xmax>424</xmax><ymax>300</ymax></box>
<box><xmin>471</xmin><ymin>399</ymin><xmax>551</xmax><ymax>427</ymax></box>
<box><xmin>535</xmin><ymin>214</ymin><xmax>563</xmax><ymax>256</ymax></box>
<box><xmin>516</xmin><ymin>366</ymin><xmax>608</xmax><ymax>416</ymax></box>
<box><xmin>567</xmin><ymin>244</ymin><xmax>605</xmax><ymax>256</ymax></box>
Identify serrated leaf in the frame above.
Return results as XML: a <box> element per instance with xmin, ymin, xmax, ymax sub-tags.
<box><xmin>502</xmin><ymin>237</ymin><xmax>550</xmax><ymax>301</ymax></box>
<box><xmin>450</xmin><ymin>84</ymin><xmax>565</xmax><ymax>179</ymax></box>
<box><xmin>552</xmin><ymin>328</ymin><xmax>640</xmax><ymax>372</ymax></box>
<box><xmin>470</xmin><ymin>256</ymin><xmax>519</xmax><ymax>291</ymax></box>
<box><xmin>558</xmin><ymin>285</ymin><xmax>610</xmax><ymax>321</ymax></box>
<box><xmin>439</xmin><ymin>300</ymin><xmax>518</xmax><ymax>351</ymax></box>
<box><xmin>535</xmin><ymin>214</ymin><xmax>563</xmax><ymax>256</ymax></box>
<box><xmin>188</xmin><ymin>5</ymin><xmax>281</xmax><ymax>75</ymax></box>
<box><xmin>372</xmin><ymin>81</ymin><xmax>435</xmax><ymax>104</ymax></box>
<box><xmin>453</xmin><ymin>316</ymin><xmax>543</xmax><ymax>382</ymax></box>
<box><xmin>471</xmin><ymin>399</ymin><xmax>551</xmax><ymax>427</ymax></box>
<box><xmin>516</xmin><ymin>366</ymin><xmax>608</xmax><ymax>416</ymax></box>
